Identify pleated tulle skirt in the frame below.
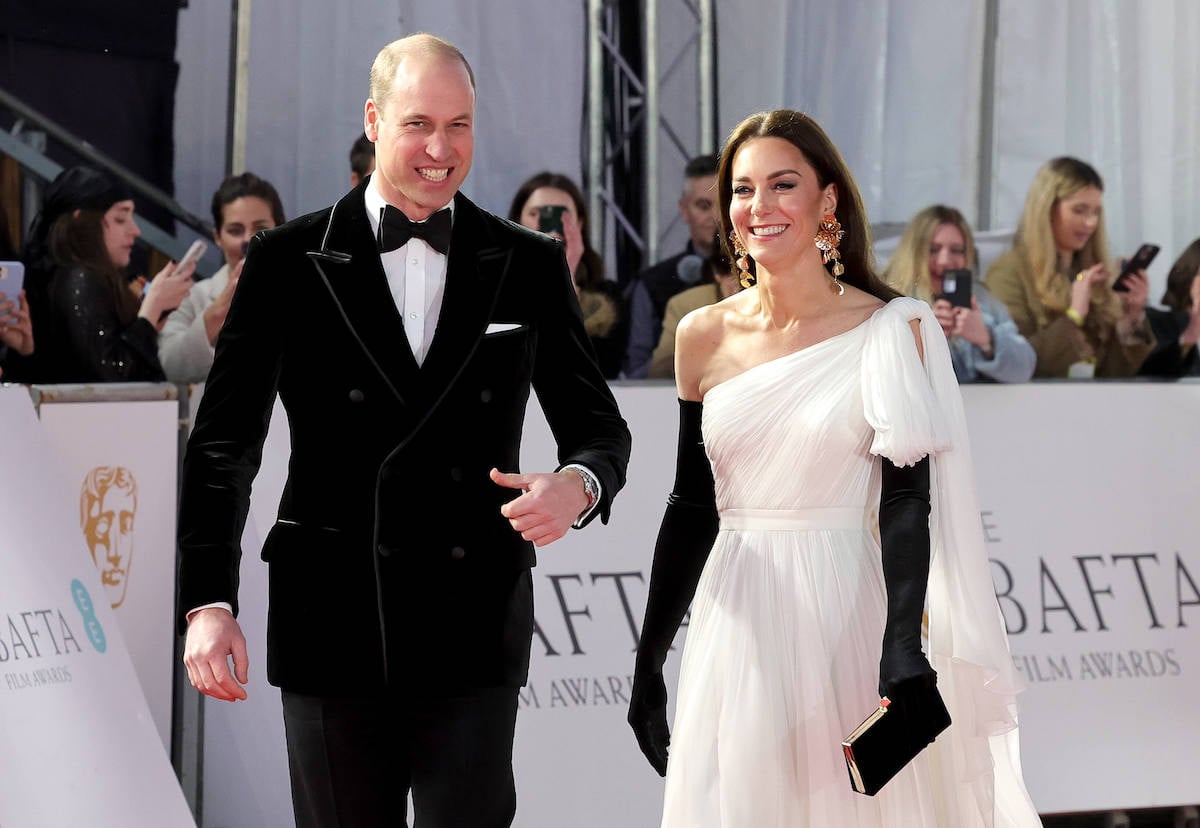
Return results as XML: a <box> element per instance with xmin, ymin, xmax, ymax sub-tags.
<box><xmin>661</xmin><ymin>510</ymin><xmax>944</xmax><ymax>828</ymax></box>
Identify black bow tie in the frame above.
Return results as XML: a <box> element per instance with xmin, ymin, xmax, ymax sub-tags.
<box><xmin>377</xmin><ymin>205</ymin><xmax>452</xmax><ymax>254</ymax></box>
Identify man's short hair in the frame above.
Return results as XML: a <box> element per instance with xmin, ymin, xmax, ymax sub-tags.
<box><xmin>684</xmin><ymin>154</ymin><xmax>718</xmax><ymax>179</ymax></box>
<box><xmin>350</xmin><ymin>133</ymin><xmax>375</xmax><ymax>179</ymax></box>
<box><xmin>369</xmin><ymin>34</ymin><xmax>476</xmax><ymax>112</ymax></box>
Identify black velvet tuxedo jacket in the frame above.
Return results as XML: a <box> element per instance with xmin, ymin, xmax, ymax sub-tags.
<box><xmin>177</xmin><ymin>183</ymin><xmax>631</xmax><ymax>696</ymax></box>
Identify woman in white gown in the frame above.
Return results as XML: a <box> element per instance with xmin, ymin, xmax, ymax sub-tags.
<box><xmin>628</xmin><ymin>110</ymin><xmax>1041</xmax><ymax>827</ymax></box>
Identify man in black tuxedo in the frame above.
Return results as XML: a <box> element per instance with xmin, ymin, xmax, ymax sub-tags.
<box><xmin>178</xmin><ymin>34</ymin><xmax>631</xmax><ymax>828</ymax></box>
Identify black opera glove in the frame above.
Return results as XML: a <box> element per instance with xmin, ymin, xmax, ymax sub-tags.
<box><xmin>628</xmin><ymin>399</ymin><xmax>719</xmax><ymax>777</ymax></box>
<box><xmin>877</xmin><ymin>455</ymin><xmax>938</xmax><ymax>698</ymax></box>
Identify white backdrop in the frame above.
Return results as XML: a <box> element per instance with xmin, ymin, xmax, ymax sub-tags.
<box><xmin>174</xmin><ymin>0</ymin><xmax>587</xmax><ymax>236</ymax></box>
<box><xmin>0</xmin><ymin>388</ymin><xmax>194</xmax><ymax>827</ymax></box>
<box><xmin>174</xmin><ymin>2</ymin><xmax>1200</xmax><ymax>297</ymax></box>
<box><xmin>194</xmin><ymin>380</ymin><xmax>1200</xmax><ymax>825</ymax></box>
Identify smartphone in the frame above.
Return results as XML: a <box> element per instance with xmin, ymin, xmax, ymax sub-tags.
<box><xmin>0</xmin><ymin>261</ymin><xmax>24</xmax><ymax>323</ymax></box>
<box><xmin>940</xmin><ymin>268</ymin><xmax>973</xmax><ymax>308</ymax></box>
<box><xmin>537</xmin><ymin>205</ymin><xmax>567</xmax><ymax>237</ymax></box>
<box><xmin>176</xmin><ymin>239</ymin><xmax>208</xmax><ymax>272</ymax></box>
<box><xmin>1112</xmin><ymin>243</ymin><xmax>1159</xmax><ymax>292</ymax></box>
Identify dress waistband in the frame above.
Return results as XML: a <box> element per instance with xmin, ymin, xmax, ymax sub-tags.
<box><xmin>719</xmin><ymin>507</ymin><xmax>864</xmax><ymax>531</ymax></box>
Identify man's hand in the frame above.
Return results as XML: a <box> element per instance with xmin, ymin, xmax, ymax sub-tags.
<box><xmin>183</xmin><ymin>607</ymin><xmax>249</xmax><ymax>701</ymax></box>
<box><xmin>491</xmin><ymin>468</ymin><xmax>589</xmax><ymax>546</ymax></box>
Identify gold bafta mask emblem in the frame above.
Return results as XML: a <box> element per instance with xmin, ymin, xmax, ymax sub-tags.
<box><xmin>80</xmin><ymin>466</ymin><xmax>138</xmax><ymax>609</ymax></box>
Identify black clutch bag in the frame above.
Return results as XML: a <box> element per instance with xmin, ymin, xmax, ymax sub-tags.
<box><xmin>841</xmin><ymin>682</ymin><xmax>951</xmax><ymax>796</ymax></box>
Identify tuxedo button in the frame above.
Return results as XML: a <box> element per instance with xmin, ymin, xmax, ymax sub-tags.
<box><xmin>349</xmin><ymin>389</ymin><xmax>365</xmax><ymax>403</ymax></box>
<box><xmin>377</xmin><ymin>544</ymin><xmax>393</xmax><ymax>558</ymax></box>
<box><xmin>480</xmin><ymin>389</ymin><xmax>493</xmax><ymax>403</ymax></box>
<box><xmin>450</xmin><ymin>546</ymin><xmax>466</xmax><ymax>561</ymax></box>
<box><xmin>450</xmin><ymin>467</ymin><xmax>463</xmax><ymax>482</ymax></box>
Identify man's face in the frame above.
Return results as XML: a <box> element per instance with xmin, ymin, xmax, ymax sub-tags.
<box><xmin>84</xmin><ymin>483</ymin><xmax>135</xmax><ymax>608</ymax></box>
<box><xmin>679</xmin><ymin>174</ymin><xmax>718</xmax><ymax>254</ymax></box>
<box><xmin>364</xmin><ymin>54</ymin><xmax>475</xmax><ymax>221</ymax></box>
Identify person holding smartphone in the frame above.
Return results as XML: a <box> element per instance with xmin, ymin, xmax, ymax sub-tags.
<box><xmin>883</xmin><ymin>205</ymin><xmax>1034</xmax><ymax>383</ymax></box>
<box><xmin>1140</xmin><ymin>237</ymin><xmax>1200</xmax><ymax>378</ymax></box>
<box><xmin>507</xmin><ymin>171</ymin><xmax>626</xmax><ymax>378</ymax></box>
<box><xmin>0</xmin><ymin>207</ymin><xmax>34</xmax><ymax>378</ymax></box>
<box><xmin>0</xmin><ymin>286</ymin><xmax>34</xmax><ymax>379</ymax></box>
<box><xmin>158</xmin><ymin>172</ymin><xmax>285</xmax><ymax>383</ymax></box>
<box><xmin>984</xmin><ymin>157</ymin><xmax>1154</xmax><ymax>378</ymax></box>
<box><xmin>17</xmin><ymin>166</ymin><xmax>195</xmax><ymax>383</ymax></box>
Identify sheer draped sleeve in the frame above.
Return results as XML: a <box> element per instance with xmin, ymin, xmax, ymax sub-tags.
<box><xmin>862</xmin><ymin>297</ymin><xmax>1040</xmax><ymax>827</ymax></box>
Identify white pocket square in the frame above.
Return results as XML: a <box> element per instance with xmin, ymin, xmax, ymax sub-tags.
<box><xmin>485</xmin><ymin>322</ymin><xmax>525</xmax><ymax>335</ymax></box>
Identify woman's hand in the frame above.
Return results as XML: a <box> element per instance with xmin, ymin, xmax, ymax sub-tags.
<box><xmin>953</xmin><ymin>297</ymin><xmax>993</xmax><ymax>355</ymax></box>
<box><xmin>139</xmin><ymin>258</ymin><xmax>196</xmax><ymax>331</ymax></box>
<box><xmin>1069</xmin><ymin>262</ymin><xmax>1108</xmax><ymax>320</ymax></box>
<box><xmin>0</xmin><ymin>290</ymin><xmax>34</xmax><ymax>356</ymax></box>
<box><xmin>1118</xmin><ymin>268</ymin><xmax>1149</xmax><ymax>324</ymax></box>
<box><xmin>561</xmin><ymin>210</ymin><xmax>585</xmax><ymax>280</ymax></box>
<box><xmin>931</xmin><ymin>299</ymin><xmax>956</xmax><ymax>339</ymax></box>
<box><xmin>202</xmin><ymin>258</ymin><xmax>244</xmax><ymax>345</ymax></box>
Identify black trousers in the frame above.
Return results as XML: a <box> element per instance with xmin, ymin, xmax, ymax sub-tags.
<box><xmin>281</xmin><ymin>686</ymin><xmax>520</xmax><ymax>828</ymax></box>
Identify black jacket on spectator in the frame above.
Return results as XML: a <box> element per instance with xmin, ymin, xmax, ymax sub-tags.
<box><xmin>31</xmin><ymin>264</ymin><xmax>165</xmax><ymax>383</ymax></box>
<box><xmin>1140</xmin><ymin>307</ymin><xmax>1199</xmax><ymax>378</ymax></box>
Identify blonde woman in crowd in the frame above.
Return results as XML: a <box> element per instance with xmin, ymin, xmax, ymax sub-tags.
<box><xmin>884</xmin><ymin>205</ymin><xmax>1034</xmax><ymax>382</ymax></box>
<box><xmin>985</xmin><ymin>157</ymin><xmax>1153</xmax><ymax>378</ymax></box>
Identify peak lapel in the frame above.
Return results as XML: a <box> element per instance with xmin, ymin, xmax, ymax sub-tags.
<box><xmin>305</xmin><ymin>185</ymin><xmax>419</xmax><ymax>403</ymax></box>
<box><xmin>418</xmin><ymin>193</ymin><xmax>512</xmax><ymax>390</ymax></box>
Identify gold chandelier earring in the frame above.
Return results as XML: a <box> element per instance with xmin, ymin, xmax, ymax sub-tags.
<box><xmin>814</xmin><ymin>213</ymin><xmax>846</xmax><ymax>296</ymax></box>
<box><xmin>729</xmin><ymin>229</ymin><xmax>755</xmax><ymax>288</ymax></box>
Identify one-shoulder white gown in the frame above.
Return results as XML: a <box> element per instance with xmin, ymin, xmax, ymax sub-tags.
<box><xmin>661</xmin><ymin>298</ymin><xmax>1041</xmax><ymax>828</ymax></box>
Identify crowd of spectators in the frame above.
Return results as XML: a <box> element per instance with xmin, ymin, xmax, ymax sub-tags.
<box><xmin>2</xmin><ymin>143</ymin><xmax>1196</xmax><ymax>388</ymax></box>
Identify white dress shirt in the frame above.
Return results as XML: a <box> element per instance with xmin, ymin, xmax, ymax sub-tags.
<box><xmin>364</xmin><ymin>176</ymin><xmax>450</xmax><ymax>365</ymax></box>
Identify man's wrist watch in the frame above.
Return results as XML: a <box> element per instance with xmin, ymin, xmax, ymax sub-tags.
<box><xmin>569</xmin><ymin>467</ymin><xmax>599</xmax><ymax>509</ymax></box>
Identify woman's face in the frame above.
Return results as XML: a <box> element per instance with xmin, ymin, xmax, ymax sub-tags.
<box><xmin>214</xmin><ymin>196</ymin><xmax>277</xmax><ymax>266</ymax></box>
<box><xmin>728</xmin><ymin>136</ymin><xmax>835</xmax><ymax>273</ymax></box>
<box><xmin>518</xmin><ymin>186</ymin><xmax>579</xmax><ymax>236</ymax></box>
<box><xmin>101</xmin><ymin>200</ymin><xmax>140</xmax><ymax>268</ymax></box>
<box><xmin>1050</xmin><ymin>186</ymin><xmax>1103</xmax><ymax>253</ymax></box>
<box><xmin>928</xmin><ymin>222</ymin><xmax>967</xmax><ymax>281</ymax></box>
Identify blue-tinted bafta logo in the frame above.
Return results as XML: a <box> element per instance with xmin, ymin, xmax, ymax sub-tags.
<box><xmin>70</xmin><ymin>579</ymin><xmax>106</xmax><ymax>654</ymax></box>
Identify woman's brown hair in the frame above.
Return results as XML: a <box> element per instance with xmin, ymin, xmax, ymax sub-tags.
<box><xmin>715</xmin><ymin>109</ymin><xmax>898</xmax><ymax>301</ymax></box>
<box><xmin>47</xmin><ymin>209</ymin><xmax>140</xmax><ymax>324</ymax></box>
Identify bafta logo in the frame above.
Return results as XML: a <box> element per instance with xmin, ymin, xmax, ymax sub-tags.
<box><xmin>80</xmin><ymin>466</ymin><xmax>138</xmax><ymax>609</ymax></box>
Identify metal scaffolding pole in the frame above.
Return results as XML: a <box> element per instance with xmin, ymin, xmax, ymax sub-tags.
<box><xmin>698</xmin><ymin>0</ymin><xmax>716</xmax><ymax>154</ymax></box>
<box><xmin>643</xmin><ymin>0</ymin><xmax>659</xmax><ymax>265</ymax></box>
<box><xmin>225</xmin><ymin>0</ymin><xmax>252</xmax><ymax>176</ymax></box>
<box><xmin>587</xmin><ymin>0</ymin><xmax>606</xmax><ymax>255</ymax></box>
<box><xmin>585</xmin><ymin>0</ymin><xmax>716</xmax><ymax>276</ymax></box>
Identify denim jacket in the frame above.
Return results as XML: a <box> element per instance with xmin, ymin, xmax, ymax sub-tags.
<box><xmin>946</xmin><ymin>285</ymin><xmax>1036</xmax><ymax>383</ymax></box>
